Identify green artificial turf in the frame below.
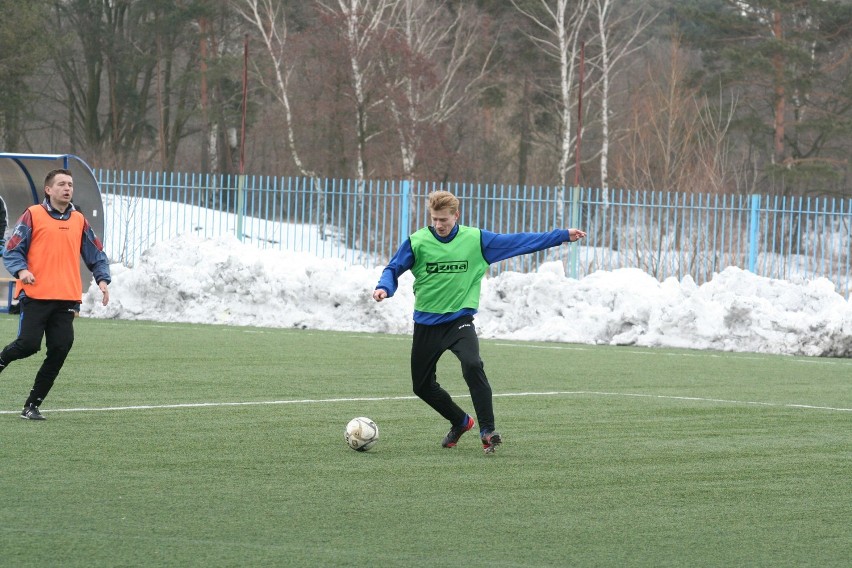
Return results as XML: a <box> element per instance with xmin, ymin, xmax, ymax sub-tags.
<box><xmin>1</xmin><ymin>317</ymin><xmax>849</xmax><ymax>567</ymax></box>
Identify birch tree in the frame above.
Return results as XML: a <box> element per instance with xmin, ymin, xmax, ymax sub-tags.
<box><xmin>315</xmin><ymin>0</ymin><xmax>402</xmax><ymax>259</ymax></box>
<box><xmin>591</xmin><ymin>0</ymin><xmax>654</xmax><ymax>203</ymax></box>
<box><xmin>319</xmin><ymin>0</ymin><xmax>399</xmax><ymax>185</ymax></box>
<box><xmin>234</xmin><ymin>0</ymin><xmax>330</xmax><ymax>234</ymax></box>
<box><xmin>512</xmin><ymin>0</ymin><xmax>592</xmax><ymax>224</ymax></box>
<box><xmin>380</xmin><ymin>0</ymin><xmax>495</xmax><ymax>182</ymax></box>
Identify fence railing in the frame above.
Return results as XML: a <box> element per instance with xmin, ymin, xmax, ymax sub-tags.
<box><xmin>95</xmin><ymin>170</ymin><xmax>852</xmax><ymax>299</ymax></box>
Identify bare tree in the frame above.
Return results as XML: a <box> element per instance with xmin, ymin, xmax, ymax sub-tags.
<box><xmin>47</xmin><ymin>1</ymin><xmax>207</xmax><ymax>170</ymax></box>
<box><xmin>591</xmin><ymin>0</ymin><xmax>655</xmax><ymax>203</ymax></box>
<box><xmin>610</xmin><ymin>39</ymin><xmax>736</xmax><ymax>195</ymax></box>
<box><xmin>380</xmin><ymin>0</ymin><xmax>495</xmax><ymax>182</ymax></box>
<box><xmin>318</xmin><ymin>0</ymin><xmax>400</xmax><ymax>184</ymax></box>
<box><xmin>512</xmin><ymin>0</ymin><xmax>592</xmax><ymax>225</ymax></box>
<box><xmin>234</xmin><ymin>0</ymin><xmax>330</xmax><ymax>233</ymax></box>
<box><xmin>236</xmin><ymin>1</ymin><xmax>313</xmax><ymax>178</ymax></box>
<box><xmin>0</xmin><ymin>1</ymin><xmax>50</xmax><ymax>150</ymax></box>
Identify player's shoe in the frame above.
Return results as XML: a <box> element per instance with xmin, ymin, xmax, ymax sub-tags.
<box><xmin>481</xmin><ymin>431</ymin><xmax>502</xmax><ymax>454</ymax></box>
<box><xmin>441</xmin><ymin>415</ymin><xmax>475</xmax><ymax>448</ymax></box>
<box><xmin>20</xmin><ymin>404</ymin><xmax>46</xmax><ymax>420</ymax></box>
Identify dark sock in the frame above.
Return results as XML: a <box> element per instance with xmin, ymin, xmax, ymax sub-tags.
<box><xmin>25</xmin><ymin>396</ymin><xmax>43</xmax><ymax>408</ymax></box>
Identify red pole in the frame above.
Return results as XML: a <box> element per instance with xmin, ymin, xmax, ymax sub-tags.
<box><xmin>240</xmin><ymin>34</ymin><xmax>249</xmax><ymax>175</ymax></box>
<box><xmin>574</xmin><ymin>41</ymin><xmax>585</xmax><ymax>188</ymax></box>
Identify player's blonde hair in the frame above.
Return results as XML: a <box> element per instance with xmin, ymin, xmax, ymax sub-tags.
<box><xmin>428</xmin><ymin>191</ymin><xmax>459</xmax><ymax>214</ymax></box>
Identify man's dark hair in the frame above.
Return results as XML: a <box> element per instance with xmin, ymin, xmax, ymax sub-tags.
<box><xmin>44</xmin><ymin>168</ymin><xmax>73</xmax><ymax>187</ymax></box>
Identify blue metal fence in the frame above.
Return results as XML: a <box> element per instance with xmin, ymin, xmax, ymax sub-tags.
<box><xmin>95</xmin><ymin>170</ymin><xmax>852</xmax><ymax>299</ymax></box>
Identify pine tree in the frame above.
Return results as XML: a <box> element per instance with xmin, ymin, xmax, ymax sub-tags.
<box><xmin>677</xmin><ymin>0</ymin><xmax>852</xmax><ymax>196</ymax></box>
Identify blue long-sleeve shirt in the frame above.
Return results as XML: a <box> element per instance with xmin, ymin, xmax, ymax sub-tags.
<box><xmin>3</xmin><ymin>199</ymin><xmax>111</xmax><ymax>295</ymax></box>
<box><xmin>376</xmin><ymin>225</ymin><xmax>572</xmax><ymax>325</ymax></box>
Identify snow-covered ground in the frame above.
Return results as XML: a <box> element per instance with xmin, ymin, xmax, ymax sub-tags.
<box><xmin>83</xmin><ymin>234</ymin><xmax>852</xmax><ymax>358</ymax></box>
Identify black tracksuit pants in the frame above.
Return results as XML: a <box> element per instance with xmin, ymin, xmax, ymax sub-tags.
<box><xmin>0</xmin><ymin>298</ymin><xmax>77</xmax><ymax>407</ymax></box>
<box><xmin>411</xmin><ymin>315</ymin><xmax>495</xmax><ymax>434</ymax></box>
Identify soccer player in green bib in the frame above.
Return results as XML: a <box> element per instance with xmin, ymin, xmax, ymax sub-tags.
<box><xmin>372</xmin><ymin>191</ymin><xmax>586</xmax><ymax>454</ymax></box>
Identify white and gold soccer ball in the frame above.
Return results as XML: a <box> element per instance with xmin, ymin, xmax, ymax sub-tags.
<box><xmin>344</xmin><ymin>417</ymin><xmax>379</xmax><ymax>452</ymax></box>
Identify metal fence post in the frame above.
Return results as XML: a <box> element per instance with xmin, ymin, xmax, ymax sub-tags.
<box><xmin>399</xmin><ymin>180</ymin><xmax>410</xmax><ymax>245</ymax></box>
<box><xmin>236</xmin><ymin>174</ymin><xmax>246</xmax><ymax>242</ymax></box>
<box><xmin>748</xmin><ymin>194</ymin><xmax>760</xmax><ymax>273</ymax></box>
<box><xmin>568</xmin><ymin>185</ymin><xmax>581</xmax><ymax>278</ymax></box>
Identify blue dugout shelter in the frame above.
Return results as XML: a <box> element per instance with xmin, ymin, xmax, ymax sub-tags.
<box><xmin>0</xmin><ymin>153</ymin><xmax>105</xmax><ymax>285</ymax></box>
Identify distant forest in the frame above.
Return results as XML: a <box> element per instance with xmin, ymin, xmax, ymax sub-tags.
<box><xmin>1</xmin><ymin>0</ymin><xmax>850</xmax><ymax>198</ymax></box>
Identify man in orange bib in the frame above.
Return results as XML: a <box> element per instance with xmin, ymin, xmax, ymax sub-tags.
<box><xmin>1</xmin><ymin>169</ymin><xmax>111</xmax><ymax>420</ymax></box>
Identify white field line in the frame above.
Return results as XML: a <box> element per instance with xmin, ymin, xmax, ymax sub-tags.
<box><xmin>1</xmin><ymin>390</ymin><xmax>850</xmax><ymax>415</ymax></box>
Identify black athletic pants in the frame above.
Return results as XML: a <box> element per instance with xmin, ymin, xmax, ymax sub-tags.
<box><xmin>0</xmin><ymin>297</ymin><xmax>77</xmax><ymax>407</ymax></box>
<box><xmin>410</xmin><ymin>315</ymin><xmax>495</xmax><ymax>434</ymax></box>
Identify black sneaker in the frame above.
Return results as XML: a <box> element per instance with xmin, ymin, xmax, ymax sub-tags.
<box><xmin>20</xmin><ymin>404</ymin><xmax>46</xmax><ymax>420</ymax></box>
<box><xmin>441</xmin><ymin>415</ymin><xmax>475</xmax><ymax>448</ymax></box>
<box><xmin>481</xmin><ymin>431</ymin><xmax>502</xmax><ymax>454</ymax></box>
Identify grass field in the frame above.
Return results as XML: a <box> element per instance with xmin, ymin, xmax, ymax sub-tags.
<box><xmin>0</xmin><ymin>316</ymin><xmax>849</xmax><ymax>567</ymax></box>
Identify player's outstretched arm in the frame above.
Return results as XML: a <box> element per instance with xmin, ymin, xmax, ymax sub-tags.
<box><xmin>482</xmin><ymin>228</ymin><xmax>586</xmax><ymax>264</ymax></box>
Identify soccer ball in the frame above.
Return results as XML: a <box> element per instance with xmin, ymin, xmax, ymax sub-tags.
<box><xmin>345</xmin><ymin>417</ymin><xmax>379</xmax><ymax>451</ymax></box>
